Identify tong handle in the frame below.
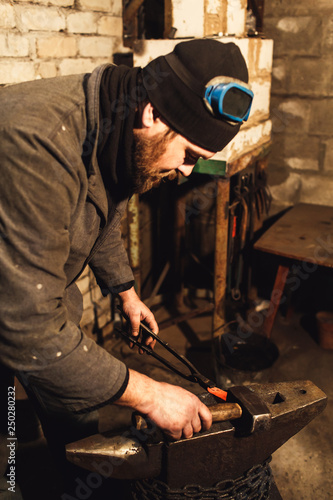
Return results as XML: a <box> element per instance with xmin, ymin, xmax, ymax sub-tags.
<box><xmin>117</xmin><ymin>306</ymin><xmax>200</xmax><ymax>375</ymax></box>
<box><xmin>116</xmin><ymin>306</ymin><xmax>227</xmax><ymax>399</ymax></box>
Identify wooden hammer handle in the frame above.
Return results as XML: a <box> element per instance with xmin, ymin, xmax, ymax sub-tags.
<box><xmin>210</xmin><ymin>403</ymin><xmax>242</xmax><ymax>422</ymax></box>
<box><xmin>134</xmin><ymin>403</ymin><xmax>242</xmax><ymax>431</ymax></box>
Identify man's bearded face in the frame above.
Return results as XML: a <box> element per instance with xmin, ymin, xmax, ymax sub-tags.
<box><xmin>132</xmin><ymin>129</ymin><xmax>178</xmax><ymax>194</ymax></box>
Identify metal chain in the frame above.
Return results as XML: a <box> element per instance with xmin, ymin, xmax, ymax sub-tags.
<box><xmin>131</xmin><ymin>457</ymin><xmax>272</xmax><ymax>500</ymax></box>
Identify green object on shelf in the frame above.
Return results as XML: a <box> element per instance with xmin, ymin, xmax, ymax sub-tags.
<box><xmin>193</xmin><ymin>158</ymin><xmax>227</xmax><ymax>176</ymax></box>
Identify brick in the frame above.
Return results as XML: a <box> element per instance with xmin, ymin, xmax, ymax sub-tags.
<box><xmin>37</xmin><ymin>36</ymin><xmax>77</xmax><ymax>58</ymax></box>
<box><xmin>277</xmin><ymin>98</ymin><xmax>311</xmax><ymax>132</ymax></box>
<box><xmin>0</xmin><ymin>3</ymin><xmax>15</xmax><ymax>28</ymax></box>
<box><xmin>37</xmin><ymin>61</ymin><xmax>57</xmax><ymax>79</ymax></box>
<box><xmin>323</xmin><ymin>139</ymin><xmax>333</xmax><ymax>171</ymax></box>
<box><xmin>300</xmin><ymin>175</ymin><xmax>333</xmax><ymax>206</ymax></box>
<box><xmin>67</xmin><ymin>12</ymin><xmax>97</xmax><ymax>34</ymax></box>
<box><xmin>258</xmin><ymin>39</ymin><xmax>274</xmax><ymax>73</ymax></box>
<box><xmin>0</xmin><ymin>61</ymin><xmax>36</xmax><ymax>85</ymax></box>
<box><xmin>203</xmin><ymin>0</ymin><xmax>226</xmax><ymax>36</ymax></box>
<box><xmin>16</xmin><ymin>6</ymin><xmax>66</xmax><ymax>32</ymax></box>
<box><xmin>266</xmin><ymin>133</ymin><xmax>286</xmax><ymax>169</ymax></box>
<box><xmin>0</xmin><ymin>34</ymin><xmax>30</xmax><ymax>57</ymax></box>
<box><xmin>250</xmin><ymin>80</ymin><xmax>271</xmax><ymax>118</ymax></box>
<box><xmin>83</xmin><ymin>291</ymin><xmax>93</xmax><ymax>310</ymax></box>
<box><xmin>323</xmin><ymin>14</ymin><xmax>333</xmax><ymax>52</ymax></box>
<box><xmin>270</xmin><ymin>96</ymin><xmax>311</xmax><ymax>135</ymax></box>
<box><xmin>277</xmin><ymin>16</ymin><xmax>310</xmax><ymax>34</ymax></box>
<box><xmin>97</xmin><ymin>15</ymin><xmax>123</xmax><ymax>36</ymax></box>
<box><xmin>265</xmin><ymin>16</ymin><xmax>322</xmax><ymax>57</ymax></box>
<box><xmin>18</xmin><ymin>0</ymin><xmax>74</xmax><ymax>5</ymax></box>
<box><xmin>80</xmin><ymin>306</ymin><xmax>95</xmax><ymax>327</ymax></box>
<box><xmin>310</xmin><ymin>99</ymin><xmax>333</xmax><ymax>136</ymax></box>
<box><xmin>133</xmin><ymin>39</ymin><xmax>178</xmax><ymax>66</ymax></box>
<box><xmin>79</xmin><ymin>36</ymin><xmax>114</xmax><ymax>58</ymax></box>
<box><xmin>271</xmin><ymin>58</ymin><xmax>288</xmax><ymax>94</ymax></box>
<box><xmin>265</xmin><ymin>0</ymin><xmax>332</xmax><ymax>17</ymax></box>
<box><xmin>79</xmin><ymin>0</ymin><xmax>113</xmax><ymax>12</ymax></box>
<box><xmin>290</xmin><ymin>58</ymin><xmax>331</xmax><ymax>97</ymax></box>
<box><xmin>243</xmin><ymin>38</ymin><xmax>273</xmax><ymax>79</ymax></box>
<box><xmin>59</xmin><ymin>57</ymin><xmax>98</xmax><ymax>75</ymax></box>
<box><xmin>171</xmin><ymin>0</ymin><xmax>204</xmax><ymax>38</ymax></box>
<box><xmin>76</xmin><ymin>275</ymin><xmax>91</xmax><ymax>295</ymax></box>
<box><xmin>269</xmin><ymin>172</ymin><xmax>302</xmax><ymax>205</ymax></box>
<box><xmin>81</xmin><ymin>266</ymin><xmax>90</xmax><ymax>277</ymax></box>
<box><xmin>42</xmin><ymin>0</ymin><xmax>74</xmax><ymax>5</ymax></box>
<box><xmin>285</xmin><ymin>157</ymin><xmax>319</xmax><ymax>171</ymax></box>
<box><xmin>111</xmin><ymin>0</ymin><xmax>123</xmax><ymax>17</ymax></box>
<box><xmin>234</xmin><ymin>37</ymin><xmax>249</xmax><ymax>65</ymax></box>
<box><xmin>227</xmin><ymin>0</ymin><xmax>246</xmax><ymax>36</ymax></box>
<box><xmin>97</xmin><ymin>295</ymin><xmax>111</xmax><ymax>311</ymax></box>
<box><xmin>214</xmin><ymin>119</ymin><xmax>272</xmax><ymax>162</ymax></box>
<box><xmin>97</xmin><ymin>310</ymin><xmax>111</xmax><ymax>329</ymax></box>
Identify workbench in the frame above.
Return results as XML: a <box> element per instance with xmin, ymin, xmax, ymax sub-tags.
<box><xmin>254</xmin><ymin>203</ymin><xmax>333</xmax><ymax>337</ymax></box>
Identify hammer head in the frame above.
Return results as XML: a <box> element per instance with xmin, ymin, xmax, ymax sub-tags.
<box><xmin>226</xmin><ymin>385</ymin><xmax>271</xmax><ymax>435</ymax></box>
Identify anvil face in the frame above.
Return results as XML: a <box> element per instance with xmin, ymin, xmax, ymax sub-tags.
<box><xmin>66</xmin><ymin>380</ymin><xmax>327</xmax><ymax>488</ymax></box>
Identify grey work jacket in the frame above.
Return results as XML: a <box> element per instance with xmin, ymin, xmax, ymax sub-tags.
<box><xmin>0</xmin><ymin>65</ymin><xmax>133</xmax><ymax>413</ymax></box>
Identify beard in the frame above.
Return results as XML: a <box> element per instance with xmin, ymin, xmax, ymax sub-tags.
<box><xmin>131</xmin><ymin>129</ymin><xmax>178</xmax><ymax>194</ymax></box>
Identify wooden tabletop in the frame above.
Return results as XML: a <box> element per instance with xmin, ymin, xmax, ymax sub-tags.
<box><xmin>254</xmin><ymin>203</ymin><xmax>333</xmax><ymax>268</ymax></box>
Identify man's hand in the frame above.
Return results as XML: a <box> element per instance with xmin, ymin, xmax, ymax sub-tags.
<box><xmin>118</xmin><ymin>286</ymin><xmax>158</xmax><ymax>350</ymax></box>
<box><xmin>116</xmin><ymin>369</ymin><xmax>213</xmax><ymax>440</ymax></box>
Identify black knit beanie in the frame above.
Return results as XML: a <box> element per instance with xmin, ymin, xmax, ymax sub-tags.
<box><xmin>142</xmin><ymin>39</ymin><xmax>249</xmax><ymax>152</ymax></box>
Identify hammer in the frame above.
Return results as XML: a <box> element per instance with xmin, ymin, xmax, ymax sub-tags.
<box><xmin>134</xmin><ymin>402</ymin><xmax>243</xmax><ymax>432</ymax></box>
<box><xmin>134</xmin><ymin>385</ymin><xmax>271</xmax><ymax>436</ymax></box>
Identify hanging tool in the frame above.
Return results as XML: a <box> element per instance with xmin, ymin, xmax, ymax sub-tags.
<box><xmin>116</xmin><ymin>308</ymin><xmax>228</xmax><ymax>401</ymax></box>
<box><xmin>231</xmin><ymin>182</ymin><xmax>249</xmax><ymax>300</ymax></box>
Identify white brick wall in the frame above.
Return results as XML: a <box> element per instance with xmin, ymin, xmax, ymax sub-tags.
<box><xmin>0</xmin><ymin>3</ymin><xmax>16</xmax><ymax>29</ymax></box>
<box><xmin>169</xmin><ymin>0</ymin><xmax>205</xmax><ymax>38</ymax></box>
<box><xmin>98</xmin><ymin>15</ymin><xmax>123</xmax><ymax>37</ymax></box>
<box><xmin>78</xmin><ymin>36</ymin><xmax>114</xmax><ymax>58</ymax></box>
<box><xmin>0</xmin><ymin>60</ymin><xmax>35</xmax><ymax>84</ymax></box>
<box><xmin>67</xmin><ymin>12</ymin><xmax>98</xmax><ymax>34</ymax></box>
<box><xmin>0</xmin><ymin>33</ymin><xmax>30</xmax><ymax>57</ymax></box>
<box><xmin>16</xmin><ymin>6</ymin><xmax>67</xmax><ymax>32</ymax></box>
<box><xmin>0</xmin><ymin>0</ymin><xmax>126</xmax><ymax>85</ymax></box>
<box><xmin>37</xmin><ymin>36</ymin><xmax>77</xmax><ymax>58</ymax></box>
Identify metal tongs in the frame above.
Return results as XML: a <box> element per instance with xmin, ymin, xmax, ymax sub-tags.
<box><xmin>116</xmin><ymin>308</ymin><xmax>227</xmax><ymax>401</ymax></box>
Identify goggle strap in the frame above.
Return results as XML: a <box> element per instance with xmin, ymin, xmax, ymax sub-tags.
<box><xmin>165</xmin><ymin>52</ymin><xmax>204</xmax><ymax>98</ymax></box>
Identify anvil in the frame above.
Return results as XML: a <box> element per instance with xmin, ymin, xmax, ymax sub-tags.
<box><xmin>66</xmin><ymin>380</ymin><xmax>327</xmax><ymax>492</ymax></box>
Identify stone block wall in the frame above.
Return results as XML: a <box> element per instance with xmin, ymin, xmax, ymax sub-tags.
<box><xmin>264</xmin><ymin>0</ymin><xmax>333</xmax><ymax>211</ymax></box>
<box><xmin>0</xmin><ymin>0</ymin><xmax>125</xmax><ymax>84</ymax></box>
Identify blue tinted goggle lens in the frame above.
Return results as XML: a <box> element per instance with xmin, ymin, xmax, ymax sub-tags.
<box><xmin>205</xmin><ymin>83</ymin><xmax>254</xmax><ymax>123</ymax></box>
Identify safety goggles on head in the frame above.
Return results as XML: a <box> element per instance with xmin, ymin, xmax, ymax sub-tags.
<box><xmin>204</xmin><ymin>77</ymin><xmax>254</xmax><ymax>123</ymax></box>
<box><xmin>164</xmin><ymin>52</ymin><xmax>254</xmax><ymax>125</ymax></box>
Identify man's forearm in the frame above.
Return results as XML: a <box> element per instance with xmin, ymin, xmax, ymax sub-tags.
<box><xmin>115</xmin><ymin>368</ymin><xmax>158</xmax><ymax>413</ymax></box>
